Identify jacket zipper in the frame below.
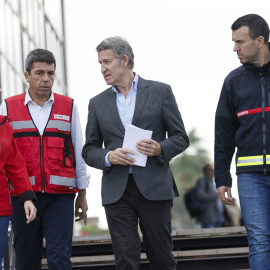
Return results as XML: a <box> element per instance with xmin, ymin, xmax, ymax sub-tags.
<box><xmin>269</xmin><ymin>83</ymin><xmax>270</xmax><ymax>110</ymax></box>
<box><xmin>260</xmin><ymin>73</ymin><xmax>267</xmax><ymax>175</ymax></box>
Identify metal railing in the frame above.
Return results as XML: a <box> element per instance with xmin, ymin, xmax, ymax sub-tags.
<box><xmin>3</xmin><ymin>222</ymin><xmax>15</xmax><ymax>270</ymax></box>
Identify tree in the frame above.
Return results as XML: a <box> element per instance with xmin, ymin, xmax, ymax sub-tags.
<box><xmin>170</xmin><ymin>128</ymin><xmax>210</xmax><ymax>229</ymax></box>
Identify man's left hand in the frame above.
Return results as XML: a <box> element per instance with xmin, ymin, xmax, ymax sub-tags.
<box><xmin>136</xmin><ymin>139</ymin><xmax>162</xmax><ymax>156</ymax></box>
<box><xmin>75</xmin><ymin>189</ymin><xmax>88</xmax><ymax>225</ymax></box>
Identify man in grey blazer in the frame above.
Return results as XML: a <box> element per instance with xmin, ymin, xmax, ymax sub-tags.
<box><xmin>82</xmin><ymin>36</ymin><xmax>189</xmax><ymax>270</ymax></box>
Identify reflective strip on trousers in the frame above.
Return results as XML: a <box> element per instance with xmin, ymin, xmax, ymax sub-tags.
<box><xmin>50</xmin><ymin>175</ymin><xmax>76</xmax><ymax>187</ymax></box>
<box><xmin>9</xmin><ymin>176</ymin><xmax>35</xmax><ymax>189</ymax></box>
<box><xmin>236</xmin><ymin>155</ymin><xmax>270</xmax><ymax>166</ymax></box>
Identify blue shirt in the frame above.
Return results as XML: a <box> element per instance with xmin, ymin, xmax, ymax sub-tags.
<box><xmin>112</xmin><ymin>73</ymin><xmax>138</xmax><ymax>129</ymax></box>
<box><xmin>105</xmin><ymin>73</ymin><xmax>139</xmax><ymax>168</ymax></box>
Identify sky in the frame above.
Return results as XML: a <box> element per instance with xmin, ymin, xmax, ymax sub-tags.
<box><xmin>64</xmin><ymin>0</ymin><xmax>270</xmax><ymax>229</ymax></box>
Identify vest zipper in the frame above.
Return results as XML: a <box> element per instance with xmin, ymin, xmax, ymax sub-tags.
<box><xmin>260</xmin><ymin>73</ymin><xmax>267</xmax><ymax>175</ymax></box>
<box><xmin>40</xmin><ymin>135</ymin><xmax>45</xmax><ymax>192</ymax></box>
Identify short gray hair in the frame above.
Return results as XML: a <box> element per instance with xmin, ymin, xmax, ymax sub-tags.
<box><xmin>96</xmin><ymin>36</ymin><xmax>134</xmax><ymax>69</ymax></box>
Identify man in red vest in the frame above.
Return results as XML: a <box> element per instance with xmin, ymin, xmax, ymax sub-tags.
<box><xmin>0</xmin><ymin>49</ymin><xmax>90</xmax><ymax>270</ymax></box>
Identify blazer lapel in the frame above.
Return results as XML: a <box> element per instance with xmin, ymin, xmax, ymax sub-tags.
<box><xmin>132</xmin><ymin>77</ymin><xmax>149</xmax><ymax>126</ymax></box>
<box><xmin>106</xmin><ymin>89</ymin><xmax>125</xmax><ymax>133</ymax></box>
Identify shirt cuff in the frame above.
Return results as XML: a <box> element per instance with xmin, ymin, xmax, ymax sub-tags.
<box><xmin>105</xmin><ymin>151</ymin><xmax>112</xmax><ymax>168</ymax></box>
<box><xmin>76</xmin><ymin>173</ymin><xmax>91</xmax><ymax>190</ymax></box>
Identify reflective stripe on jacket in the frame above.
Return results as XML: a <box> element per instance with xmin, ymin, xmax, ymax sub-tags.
<box><xmin>215</xmin><ymin>53</ymin><xmax>270</xmax><ymax>188</ymax></box>
<box><xmin>237</xmin><ymin>155</ymin><xmax>270</xmax><ymax>167</ymax></box>
<box><xmin>6</xmin><ymin>93</ymin><xmax>78</xmax><ymax>194</ymax></box>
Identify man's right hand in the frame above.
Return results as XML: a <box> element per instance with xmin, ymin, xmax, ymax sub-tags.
<box><xmin>24</xmin><ymin>200</ymin><xmax>37</xmax><ymax>224</ymax></box>
<box><xmin>108</xmin><ymin>148</ymin><xmax>135</xmax><ymax>166</ymax></box>
<box><xmin>217</xmin><ymin>186</ymin><xmax>233</xmax><ymax>205</ymax></box>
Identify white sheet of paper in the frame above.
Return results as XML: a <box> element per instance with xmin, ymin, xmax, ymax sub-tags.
<box><xmin>122</xmin><ymin>124</ymin><xmax>153</xmax><ymax>167</ymax></box>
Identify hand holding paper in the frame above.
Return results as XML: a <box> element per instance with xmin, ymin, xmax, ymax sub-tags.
<box><xmin>136</xmin><ymin>138</ymin><xmax>163</xmax><ymax>157</ymax></box>
<box><xmin>122</xmin><ymin>124</ymin><xmax>153</xmax><ymax>167</ymax></box>
<box><xmin>108</xmin><ymin>148</ymin><xmax>135</xmax><ymax>166</ymax></box>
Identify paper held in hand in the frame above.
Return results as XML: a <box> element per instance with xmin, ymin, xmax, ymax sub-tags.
<box><xmin>122</xmin><ymin>124</ymin><xmax>153</xmax><ymax>167</ymax></box>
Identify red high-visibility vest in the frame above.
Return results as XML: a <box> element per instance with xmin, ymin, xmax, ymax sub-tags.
<box><xmin>6</xmin><ymin>93</ymin><xmax>78</xmax><ymax>195</ymax></box>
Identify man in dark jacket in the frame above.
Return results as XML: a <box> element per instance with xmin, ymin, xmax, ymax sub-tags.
<box><xmin>215</xmin><ymin>14</ymin><xmax>270</xmax><ymax>270</ymax></box>
<box><xmin>195</xmin><ymin>164</ymin><xmax>224</xmax><ymax>228</ymax></box>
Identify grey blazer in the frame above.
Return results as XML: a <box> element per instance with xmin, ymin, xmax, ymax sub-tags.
<box><xmin>82</xmin><ymin>76</ymin><xmax>189</xmax><ymax>205</ymax></box>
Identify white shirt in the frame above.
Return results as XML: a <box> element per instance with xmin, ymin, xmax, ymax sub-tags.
<box><xmin>0</xmin><ymin>91</ymin><xmax>90</xmax><ymax>190</ymax></box>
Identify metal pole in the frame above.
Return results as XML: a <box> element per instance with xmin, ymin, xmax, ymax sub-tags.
<box><xmin>18</xmin><ymin>0</ymin><xmax>26</xmax><ymax>92</ymax></box>
<box><xmin>61</xmin><ymin>0</ymin><xmax>68</xmax><ymax>95</ymax></box>
<box><xmin>43</xmin><ymin>0</ymin><xmax>47</xmax><ymax>49</ymax></box>
<box><xmin>3</xmin><ymin>237</ymin><xmax>10</xmax><ymax>270</ymax></box>
<box><xmin>3</xmin><ymin>0</ymin><xmax>10</xmax><ymax>94</ymax></box>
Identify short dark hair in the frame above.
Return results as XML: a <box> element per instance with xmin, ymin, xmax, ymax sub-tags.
<box><xmin>231</xmin><ymin>14</ymin><xmax>270</xmax><ymax>44</ymax></box>
<box><xmin>25</xmin><ymin>48</ymin><xmax>56</xmax><ymax>74</ymax></box>
<box><xmin>96</xmin><ymin>36</ymin><xmax>134</xmax><ymax>69</ymax></box>
<box><xmin>203</xmin><ymin>164</ymin><xmax>212</xmax><ymax>174</ymax></box>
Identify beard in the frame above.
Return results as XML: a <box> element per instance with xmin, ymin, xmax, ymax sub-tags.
<box><xmin>239</xmin><ymin>46</ymin><xmax>260</xmax><ymax>65</ymax></box>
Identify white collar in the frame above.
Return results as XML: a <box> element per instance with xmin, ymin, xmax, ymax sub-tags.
<box><xmin>24</xmin><ymin>90</ymin><xmax>54</xmax><ymax>106</ymax></box>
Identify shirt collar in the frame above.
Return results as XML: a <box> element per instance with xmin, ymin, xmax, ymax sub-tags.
<box><xmin>112</xmin><ymin>73</ymin><xmax>139</xmax><ymax>94</ymax></box>
<box><xmin>24</xmin><ymin>90</ymin><xmax>54</xmax><ymax>106</ymax></box>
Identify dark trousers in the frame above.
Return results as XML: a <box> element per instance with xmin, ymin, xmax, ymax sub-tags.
<box><xmin>11</xmin><ymin>193</ymin><xmax>75</xmax><ymax>270</ymax></box>
<box><xmin>104</xmin><ymin>174</ymin><xmax>176</xmax><ymax>270</ymax></box>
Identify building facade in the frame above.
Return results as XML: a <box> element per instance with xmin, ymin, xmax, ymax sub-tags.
<box><xmin>0</xmin><ymin>0</ymin><xmax>68</xmax><ymax>104</ymax></box>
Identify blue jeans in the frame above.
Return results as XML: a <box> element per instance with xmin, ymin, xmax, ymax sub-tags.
<box><xmin>238</xmin><ymin>173</ymin><xmax>270</xmax><ymax>270</ymax></box>
<box><xmin>0</xmin><ymin>216</ymin><xmax>10</xmax><ymax>270</ymax></box>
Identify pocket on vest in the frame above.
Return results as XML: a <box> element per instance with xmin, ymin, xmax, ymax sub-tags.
<box><xmin>46</xmin><ymin>138</ymin><xmax>64</xmax><ymax>161</ymax></box>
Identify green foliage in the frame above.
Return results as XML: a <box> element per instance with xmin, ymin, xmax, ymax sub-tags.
<box><xmin>170</xmin><ymin>128</ymin><xmax>211</xmax><ymax>229</ymax></box>
<box><xmin>80</xmin><ymin>224</ymin><xmax>109</xmax><ymax>235</ymax></box>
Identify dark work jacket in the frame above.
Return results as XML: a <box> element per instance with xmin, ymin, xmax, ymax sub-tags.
<box><xmin>215</xmin><ymin>49</ymin><xmax>270</xmax><ymax>188</ymax></box>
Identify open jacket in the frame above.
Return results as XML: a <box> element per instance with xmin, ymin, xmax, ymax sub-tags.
<box><xmin>82</xmin><ymin>76</ymin><xmax>189</xmax><ymax>205</ymax></box>
<box><xmin>215</xmin><ymin>50</ymin><xmax>270</xmax><ymax>188</ymax></box>
<box><xmin>0</xmin><ymin>115</ymin><xmax>36</xmax><ymax>216</ymax></box>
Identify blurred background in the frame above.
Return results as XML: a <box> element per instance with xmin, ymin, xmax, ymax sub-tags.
<box><xmin>0</xmin><ymin>0</ymin><xmax>268</xmax><ymax>235</ymax></box>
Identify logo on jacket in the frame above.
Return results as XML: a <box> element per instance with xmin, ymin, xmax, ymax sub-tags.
<box><xmin>54</xmin><ymin>114</ymin><xmax>70</xmax><ymax>121</ymax></box>
<box><xmin>237</xmin><ymin>111</ymin><xmax>248</xmax><ymax>117</ymax></box>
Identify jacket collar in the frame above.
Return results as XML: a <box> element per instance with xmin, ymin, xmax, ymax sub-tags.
<box><xmin>244</xmin><ymin>42</ymin><xmax>270</xmax><ymax>70</ymax></box>
<box><xmin>132</xmin><ymin>76</ymin><xmax>150</xmax><ymax>126</ymax></box>
<box><xmin>0</xmin><ymin>115</ymin><xmax>8</xmax><ymax>127</ymax></box>
<box><xmin>106</xmin><ymin>75</ymin><xmax>150</xmax><ymax>133</ymax></box>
